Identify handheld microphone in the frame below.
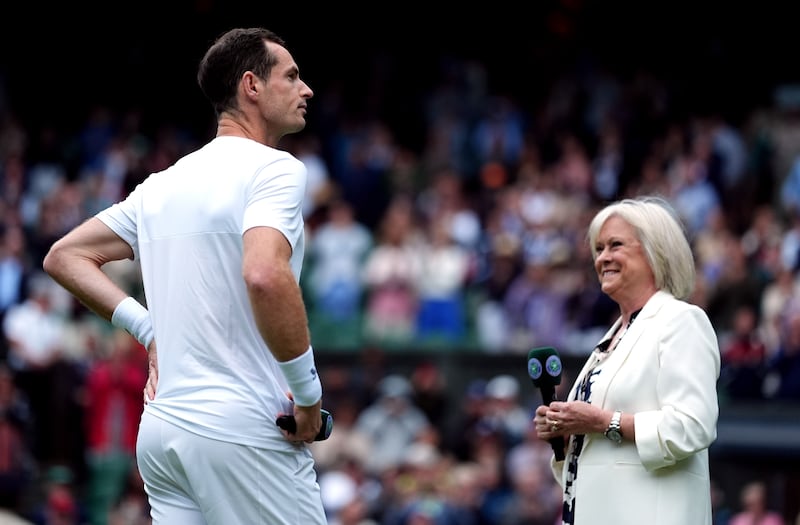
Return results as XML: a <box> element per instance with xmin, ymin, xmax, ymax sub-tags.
<box><xmin>527</xmin><ymin>347</ymin><xmax>565</xmax><ymax>461</ymax></box>
<box><xmin>276</xmin><ymin>409</ymin><xmax>334</xmax><ymax>441</ymax></box>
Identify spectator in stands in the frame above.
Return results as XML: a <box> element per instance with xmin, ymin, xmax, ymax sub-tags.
<box><xmin>0</xmin><ymin>363</ymin><xmax>36</xmax><ymax>518</ymax></box>
<box><xmin>362</xmin><ymin>196</ymin><xmax>423</xmax><ymax>345</ymax></box>
<box><xmin>729</xmin><ymin>480</ymin><xmax>785</xmax><ymax>525</ymax></box>
<box><xmin>498</xmin><ymin>465</ymin><xmax>561</xmax><ymax>525</ymax></box>
<box><xmin>285</xmin><ymin>134</ymin><xmax>334</xmax><ymax>226</ymax></box>
<box><xmin>759</xmin><ymin>266</ymin><xmax>800</xmax><ymax>356</ymax></box>
<box><xmin>502</xmin><ymin>421</ymin><xmax>562</xmax><ymax>524</ymax></box>
<box><xmin>501</xmin><ymin>250</ymin><xmax>570</xmax><ymax>354</ymax></box>
<box><xmin>480</xmin><ymin>375</ymin><xmax>531</xmax><ymax>449</ymax></box>
<box><xmin>2</xmin><ymin>272</ymin><xmax>78</xmax><ymax>467</ymax></box>
<box><xmin>763</xmin><ymin>304</ymin><xmax>800</xmax><ymax>400</ymax></box>
<box><xmin>443</xmin><ymin>379</ymin><xmax>489</xmax><ymax>462</ymax></box>
<box><xmin>106</xmin><ymin>466</ymin><xmax>150</xmax><ymax>525</ymax></box>
<box><xmin>82</xmin><ymin>329</ymin><xmax>147</xmax><ymax>525</ymax></box>
<box><xmin>668</xmin><ymin>124</ymin><xmax>723</xmax><ymax>238</ymax></box>
<box><xmin>414</xmin><ymin>213</ymin><xmax>472</xmax><ymax>345</ymax></box>
<box><xmin>693</xmin><ymin>207</ymin><xmax>736</xmax><ymax>290</ymax></box>
<box><xmin>353</xmin><ymin>375</ymin><xmax>432</xmax><ymax>476</ymax></box>
<box><xmin>306</xmin><ymin>198</ymin><xmax>372</xmax><ymax>325</ymax></box>
<box><xmin>27</xmin><ymin>465</ymin><xmax>89</xmax><ymax>525</ymax></box>
<box><xmin>415</xmin><ymin>168</ymin><xmax>482</xmax><ymax>251</ymax></box>
<box><xmin>711</xmin><ymin>478</ymin><xmax>733</xmax><ymax>525</ymax></box>
<box><xmin>409</xmin><ymin>361</ymin><xmax>450</xmax><ymax>439</ymax></box>
<box><xmin>471</xmin><ymin>197</ymin><xmax>523</xmax><ymax>352</ymax></box>
<box><xmin>780</xmin><ymin>155</ymin><xmax>800</xmax><ymax>219</ymax></box>
<box><xmin>308</xmin><ymin>394</ymin><xmax>372</xmax><ymax>475</ymax></box>
<box><xmin>719</xmin><ymin>304</ymin><xmax>769</xmax><ymax>400</ymax></box>
<box><xmin>381</xmin><ymin>441</ymin><xmax>467</xmax><ymax>525</ymax></box>
<box><xmin>740</xmin><ymin>205</ymin><xmax>784</xmax><ymax>283</ymax></box>
<box><xmin>0</xmin><ymin>225</ymin><xmax>30</xmax><ymax>338</ymax></box>
<box><xmin>780</xmin><ymin>209</ymin><xmax>800</xmax><ymax>273</ymax></box>
<box><xmin>318</xmin><ymin>469</ymin><xmax>378</xmax><ymax>525</ymax></box>
<box><xmin>705</xmin><ymin>233</ymin><xmax>767</xmax><ymax>338</ymax></box>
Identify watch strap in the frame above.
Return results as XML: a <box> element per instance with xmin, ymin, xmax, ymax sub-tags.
<box><xmin>604</xmin><ymin>410</ymin><xmax>623</xmax><ymax>442</ymax></box>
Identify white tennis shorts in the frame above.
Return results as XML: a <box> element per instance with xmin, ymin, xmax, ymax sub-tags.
<box><xmin>136</xmin><ymin>411</ymin><xmax>327</xmax><ymax>525</ymax></box>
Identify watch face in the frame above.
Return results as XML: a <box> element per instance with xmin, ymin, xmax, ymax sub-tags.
<box><xmin>606</xmin><ymin>429</ymin><xmax>623</xmax><ymax>443</ymax></box>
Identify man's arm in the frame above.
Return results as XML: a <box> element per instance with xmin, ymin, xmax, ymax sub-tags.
<box><xmin>243</xmin><ymin>226</ymin><xmax>321</xmax><ymax>441</ymax></box>
<box><xmin>44</xmin><ymin>217</ymin><xmax>158</xmax><ymax>400</ymax></box>
<box><xmin>242</xmin><ymin>226</ymin><xmax>311</xmax><ymax>361</ymax></box>
<box><xmin>43</xmin><ymin>217</ymin><xmax>136</xmax><ymax>319</ymax></box>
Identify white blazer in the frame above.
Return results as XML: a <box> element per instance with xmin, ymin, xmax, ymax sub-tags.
<box><xmin>553</xmin><ymin>290</ymin><xmax>721</xmax><ymax>525</ymax></box>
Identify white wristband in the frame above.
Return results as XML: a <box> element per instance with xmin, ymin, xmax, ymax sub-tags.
<box><xmin>277</xmin><ymin>347</ymin><xmax>322</xmax><ymax>407</ymax></box>
<box><xmin>111</xmin><ymin>297</ymin><xmax>154</xmax><ymax>350</ymax></box>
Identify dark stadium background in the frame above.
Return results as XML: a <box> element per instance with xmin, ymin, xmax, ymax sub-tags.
<box><xmin>3</xmin><ymin>0</ymin><xmax>798</xmax><ymax>143</ymax></box>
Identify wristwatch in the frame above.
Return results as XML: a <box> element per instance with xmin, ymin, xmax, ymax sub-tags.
<box><xmin>604</xmin><ymin>410</ymin><xmax>623</xmax><ymax>444</ymax></box>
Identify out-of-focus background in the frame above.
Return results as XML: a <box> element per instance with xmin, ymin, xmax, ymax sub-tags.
<box><xmin>1</xmin><ymin>2</ymin><xmax>799</xmax><ymax>524</ymax></box>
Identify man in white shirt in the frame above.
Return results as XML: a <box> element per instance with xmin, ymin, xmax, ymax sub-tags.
<box><xmin>43</xmin><ymin>27</ymin><xmax>326</xmax><ymax>525</ymax></box>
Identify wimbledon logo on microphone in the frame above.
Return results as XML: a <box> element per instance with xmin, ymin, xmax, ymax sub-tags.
<box><xmin>528</xmin><ymin>355</ymin><xmax>562</xmax><ymax>380</ymax></box>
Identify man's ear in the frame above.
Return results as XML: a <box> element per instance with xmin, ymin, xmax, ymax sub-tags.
<box><xmin>241</xmin><ymin>71</ymin><xmax>260</xmax><ymax>100</ymax></box>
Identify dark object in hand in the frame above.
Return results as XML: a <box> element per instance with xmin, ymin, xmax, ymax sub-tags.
<box><xmin>276</xmin><ymin>409</ymin><xmax>333</xmax><ymax>441</ymax></box>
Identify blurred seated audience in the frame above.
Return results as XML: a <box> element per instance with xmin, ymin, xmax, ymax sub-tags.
<box><xmin>0</xmin><ymin>363</ymin><xmax>36</xmax><ymax>519</ymax></box>
<box><xmin>106</xmin><ymin>466</ymin><xmax>151</xmax><ymax>525</ymax></box>
<box><xmin>414</xmin><ymin>213</ymin><xmax>473</xmax><ymax>345</ymax></box>
<box><xmin>353</xmin><ymin>375</ymin><xmax>432</xmax><ymax>476</ymax></box>
<box><xmin>719</xmin><ymin>304</ymin><xmax>769</xmax><ymax>400</ymax></box>
<box><xmin>82</xmin><ymin>329</ymin><xmax>147</xmax><ymax>525</ymax></box>
<box><xmin>763</xmin><ymin>305</ymin><xmax>800</xmax><ymax>400</ymax></box>
<box><xmin>361</xmin><ymin>197</ymin><xmax>423</xmax><ymax>346</ymax></box>
<box><xmin>306</xmin><ymin>198</ymin><xmax>372</xmax><ymax>323</ymax></box>
<box><xmin>2</xmin><ymin>272</ymin><xmax>79</xmax><ymax>467</ymax></box>
<box><xmin>729</xmin><ymin>480</ymin><xmax>785</xmax><ymax>525</ymax></box>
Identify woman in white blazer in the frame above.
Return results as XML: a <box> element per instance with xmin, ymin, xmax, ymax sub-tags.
<box><xmin>533</xmin><ymin>196</ymin><xmax>720</xmax><ymax>525</ymax></box>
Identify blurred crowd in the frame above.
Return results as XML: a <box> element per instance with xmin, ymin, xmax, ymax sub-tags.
<box><xmin>2</xmin><ymin>51</ymin><xmax>800</xmax><ymax>524</ymax></box>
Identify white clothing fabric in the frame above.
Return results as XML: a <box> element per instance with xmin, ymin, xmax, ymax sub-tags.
<box><xmin>0</xmin><ymin>510</ymin><xmax>36</xmax><ymax>525</ymax></box>
<box><xmin>415</xmin><ymin>244</ymin><xmax>470</xmax><ymax>299</ymax></box>
<box><xmin>299</xmin><ymin>151</ymin><xmax>331</xmax><ymax>218</ymax></box>
<box><xmin>0</xmin><ymin>256</ymin><xmax>24</xmax><ymax>311</ymax></box>
<box><xmin>96</xmin><ymin>136</ymin><xmax>306</xmax><ymax>451</ymax></box>
<box><xmin>307</xmin><ymin>220</ymin><xmax>372</xmax><ymax>298</ymax></box>
<box><xmin>2</xmin><ymin>298</ymin><xmax>66</xmax><ymax>370</ymax></box>
<box><xmin>137</xmin><ymin>411</ymin><xmax>326</xmax><ymax>525</ymax></box>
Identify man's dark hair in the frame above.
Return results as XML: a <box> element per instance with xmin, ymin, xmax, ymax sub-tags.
<box><xmin>197</xmin><ymin>27</ymin><xmax>286</xmax><ymax>117</ymax></box>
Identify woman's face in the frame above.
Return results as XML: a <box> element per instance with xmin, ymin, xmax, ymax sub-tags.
<box><xmin>594</xmin><ymin>215</ymin><xmax>655</xmax><ymax>304</ymax></box>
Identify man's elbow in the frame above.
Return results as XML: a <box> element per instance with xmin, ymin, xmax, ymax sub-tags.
<box><xmin>244</xmin><ymin>264</ymin><xmax>291</xmax><ymax>298</ymax></box>
<box><xmin>42</xmin><ymin>240</ymin><xmax>67</xmax><ymax>280</ymax></box>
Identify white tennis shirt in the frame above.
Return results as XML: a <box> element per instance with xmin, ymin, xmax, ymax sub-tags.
<box><xmin>96</xmin><ymin>136</ymin><xmax>306</xmax><ymax>450</ymax></box>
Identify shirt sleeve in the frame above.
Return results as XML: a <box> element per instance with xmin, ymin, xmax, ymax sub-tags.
<box><xmin>242</xmin><ymin>155</ymin><xmax>307</xmax><ymax>251</ymax></box>
<box><xmin>95</xmin><ymin>183</ymin><xmax>143</xmax><ymax>259</ymax></box>
<box><xmin>635</xmin><ymin>305</ymin><xmax>721</xmax><ymax>471</ymax></box>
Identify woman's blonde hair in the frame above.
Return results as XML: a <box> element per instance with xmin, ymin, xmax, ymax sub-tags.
<box><xmin>587</xmin><ymin>196</ymin><xmax>696</xmax><ymax>299</ymax></box>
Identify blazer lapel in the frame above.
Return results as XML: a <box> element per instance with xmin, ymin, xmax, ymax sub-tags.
<box><xmin>577</xmin><ymin>291</ymin><xmax>674</xmax><ymax>406</ymax></box>
<box><xmin>569</xmin><ymin>319</ymin><xmax>623</xmax><ymax>401</ymax></box>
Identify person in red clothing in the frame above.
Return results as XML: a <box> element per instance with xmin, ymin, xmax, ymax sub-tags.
<box><xmin>83</xmin><ymin>328</ymin><xmax>147</xmax><ymax>525</ymax></box>
<box><xmin>719</xmin><ymin>304</ymin><xmax>769</xmax><ymax>400</ymax></box>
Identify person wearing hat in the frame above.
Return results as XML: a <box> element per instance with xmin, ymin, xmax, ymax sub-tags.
<box><xmin>353</xmin><ymin>375</ymin><xmax>432</xmax><ymax>476</ymax></box>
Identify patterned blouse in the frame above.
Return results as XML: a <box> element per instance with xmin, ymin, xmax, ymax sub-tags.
<box><xmin>560</xmin><ymin>309</ymin><xmax>640</xmax><ymax>524</ymax></box>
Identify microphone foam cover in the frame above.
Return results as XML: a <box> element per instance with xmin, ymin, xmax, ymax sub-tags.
<box><xmin>527</xmin><ymin>346</ymin><xmax>563</xmax><ymax>387</ymax></box>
